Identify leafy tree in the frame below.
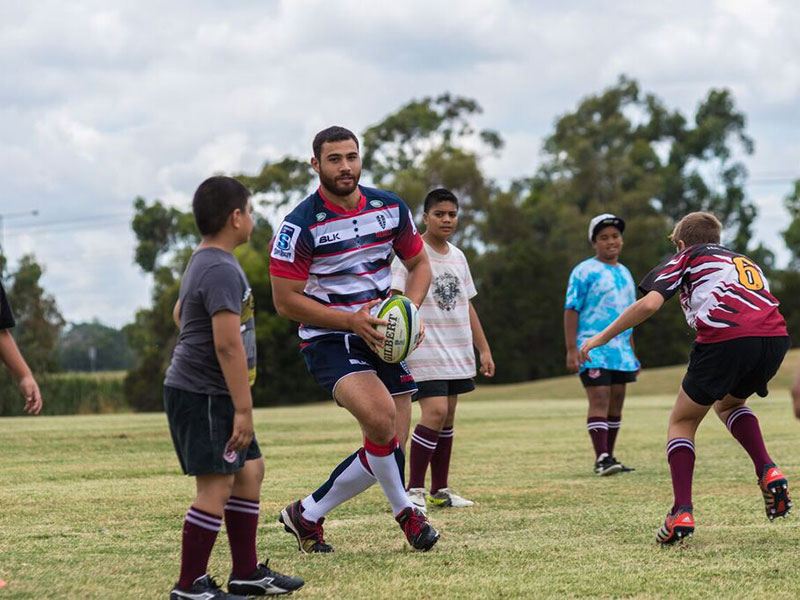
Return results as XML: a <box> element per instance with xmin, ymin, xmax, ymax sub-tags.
<box><xmin>123</xmin><ymin>199</ymin><xmax>199</xmax><ymax>411</ymax></box>
<box><xmin>362</xmin><ymin>93</ymin><xmax>503</xmax><ymax>246</ymax></box>
<box><xmin>473</xmin><ymin>77</ymin><xmax>760</xmax><ymax>380</ymax></box>
<box><xmin>5</xmin><ymin>254</ymin><xmax>65</xmax><ymax>373</ymax></box>
<box><xmin>57</xmin><ymin>321</ymin><xmax>135</xmax><ymax>371</ymax></box>
<box><xmin>236</xmin><ymin>157</ymin><xmax>315</xmax><ymax>210</ymax></box>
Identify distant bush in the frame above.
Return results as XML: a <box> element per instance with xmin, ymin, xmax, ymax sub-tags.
<box><xmin>0</xmin><ymin>371</ymin><xmax>128</xmax><ymax>416</ymax></box>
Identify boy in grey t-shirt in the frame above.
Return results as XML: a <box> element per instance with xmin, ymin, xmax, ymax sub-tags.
<box><xmin>163</xmin><ymin>176</ymin><xmax>302</xmax><ymax>599</ymax></box>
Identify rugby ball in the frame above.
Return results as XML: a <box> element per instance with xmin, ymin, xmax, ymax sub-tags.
<box><xmin>374</xmin><ymin>295</ymin><xmax>421</xmax><ymax>363</ymax></box>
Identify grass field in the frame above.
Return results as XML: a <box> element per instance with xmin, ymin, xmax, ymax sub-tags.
<box><xmin>2</xmin><ymin>352</ymin><xmax>799</xmax><ymax>599</ymax></box>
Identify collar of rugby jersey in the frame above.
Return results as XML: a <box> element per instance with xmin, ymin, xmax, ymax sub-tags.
<box><xmin>317</xmin><ymin>186</ymin><xmax>367</xmax><ymax>216</ymax></box>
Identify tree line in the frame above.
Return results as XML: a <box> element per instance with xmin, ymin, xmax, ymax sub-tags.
<box><xmin>3</xmin><ymin>76</ymin><xmax>799</xmax><ymax>412</ymax></box>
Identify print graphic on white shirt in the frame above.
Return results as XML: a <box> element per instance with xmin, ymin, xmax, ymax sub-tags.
<box><xmin>433</xmin><ymin>272</ymin><xmax>461</xmax><ymax>311</ymax></box>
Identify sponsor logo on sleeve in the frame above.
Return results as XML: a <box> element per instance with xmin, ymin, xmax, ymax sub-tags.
<box><xmin>370</xmin><ymin>199</ymin><xmax>384</xmax><ymax>208</ymax></box>
<box><xmin>316</xmin><ymin>212</ymin><xmax>327</xmax><ymax>222</ymax></box>
<box><xmin>271</xmin><ymin>221</ymin><xmax>301</xmax><ymax>262</ymax></box>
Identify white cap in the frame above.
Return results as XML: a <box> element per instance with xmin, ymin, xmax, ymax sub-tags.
<box><xmin>588</xmin><ymin>213</ymin><xmax>625</xmax><ymax>242</ymax></box>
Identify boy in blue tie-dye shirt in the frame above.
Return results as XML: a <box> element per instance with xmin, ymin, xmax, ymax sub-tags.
<box><xmin>564</xmin><ymin>214</ymin><xmax>640</xmax><ymax>476</ymax></box>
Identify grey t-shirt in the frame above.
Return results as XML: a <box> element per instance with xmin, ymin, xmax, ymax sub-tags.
<box><xmin>164</xmin><ymin>247</ymin><xmax>256</xmax><ymax>396</ymax></box>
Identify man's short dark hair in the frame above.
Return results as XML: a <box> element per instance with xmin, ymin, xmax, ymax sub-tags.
<box><xmin>192</xmin><ymin>176</ymin><xmax>250</xmax><ymax>236</ymax></box>
<box><xmin>313</xmin><ymin>126</ymin><xmax>359</xmax><ymax>160</ymax></box>
<box><xmin>423</xmin><ymin>188</ymin><xmax>459</xmax><ymax>213</ymax></box>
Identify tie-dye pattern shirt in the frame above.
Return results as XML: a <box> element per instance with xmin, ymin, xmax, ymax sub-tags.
<box><xmin>565</xmin><ymin>257</ymin><xmax>640</xmax><ymax>372</ymax></box>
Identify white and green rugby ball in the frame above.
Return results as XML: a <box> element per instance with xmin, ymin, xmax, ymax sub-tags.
<box><xmin>375</xmin><ymin>295</ymin><xmax>421</xmax><ymax>363</ymax></box>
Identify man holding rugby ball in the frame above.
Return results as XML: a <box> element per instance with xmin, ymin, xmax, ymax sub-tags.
<box><xmin>270</xmin><ymin>126</ymin><xmax>439</xmax><ymax>552</ymax></box>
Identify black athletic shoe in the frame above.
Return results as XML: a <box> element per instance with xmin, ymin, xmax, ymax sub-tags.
<box><xmin>594</xmin><ymin>453</ymin><xmax>623</xmax><ymax>477</ymax></box>
<box><xmin>170</xmin><ymin>575</ymin><xmax>247</xmax><ymax>599</ymax></box>
<box><xmin>396</xmin><ymin>506</ymin><xmax>440</xmax><ymax>551</ymax></box>
<box><xmin>279</xmin><ymin>499</ymin><xmax>334</xmax><ymax>553</ymax></box>
<box><xmin>759</xmin><ymin>463</ymin><xmax>792</xmax><ymax>520</ymax></box>
<box><xmin>228</xmin><ymin>561</ymin><xmax>304</xmax><ymax>596</ymax></box>
<box><xmin>609</xmin><ymin>456</ymin><xmax>636</xmax><ymax>473</ymax></box>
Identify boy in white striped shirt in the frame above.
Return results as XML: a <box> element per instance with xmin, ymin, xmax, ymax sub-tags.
<box><xmin>392</xmin><ymin>188</ymin><xmax>495</xmax><ymax>511</ymax></box>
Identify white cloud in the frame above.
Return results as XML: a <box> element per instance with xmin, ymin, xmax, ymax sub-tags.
<box><xmin>1</xmin><ymin>0</ymin><xmax>798</xmax><ymax>326</ymax></box>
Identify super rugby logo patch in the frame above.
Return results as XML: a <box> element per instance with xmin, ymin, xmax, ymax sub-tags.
<box><xmin>271</xmin><ymin>221</ymin><xmax>301</xmax><ymax>262</ymax></box>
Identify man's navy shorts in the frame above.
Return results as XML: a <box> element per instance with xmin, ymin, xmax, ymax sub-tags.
<box><xmin>301</xmin><ymin>333</ymin><xmax>418</xmax><ymax>400</ymax></box>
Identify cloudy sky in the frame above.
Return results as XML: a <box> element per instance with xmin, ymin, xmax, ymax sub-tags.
<box><xmin>2</xmin><ymin>0</ymin><xmax>798</xmax><ymax>327</ymax></box>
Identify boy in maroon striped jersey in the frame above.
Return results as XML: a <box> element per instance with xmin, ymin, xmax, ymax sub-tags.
<box><xmin>580</xmin><ymin>212</ymin><xmax>792</xmax><ymax>545</ymax></box>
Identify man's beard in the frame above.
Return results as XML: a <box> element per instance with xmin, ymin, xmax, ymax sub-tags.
<box><xmin>319</xmin><ymin>170</ymin><xmax>360</xmax><ymax>197</ymax></box>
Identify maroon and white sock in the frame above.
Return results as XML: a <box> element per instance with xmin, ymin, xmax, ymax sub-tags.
<box><xmin>586</xmin><ymin>418</ymin><xmax>609</xmax><ymax>459</ymax></box>
<box><xmin>607</xmin><ymin>416</ymin><xmax>621</xmax><ymax>456</ymax></box>
<box><xmin>430</xmin><ymin>426</ymin><xmax>454</xmax><ymax>494</ymax></box>
<box><xmin>408</xmin><ymin>425</ymin><xmax>440</xmax><ymax>489</ymax></box>
<box><xmin>224</xmin><ymin>496</ymin><xmax>260</xmax><ymax>578</ymax></box>
<box><xmin>726</xmin><ymin>406</ymin><xmax>773</xmax><ymax>477</ymax></box>
<box><xmin>666</xmin><ymin>438</ymin><xmax>695</xmax><ymax>512</ymax></box>
<box><xmin>178</xmin><ymin>506</ymin><xmax>221</xmax><ymax>589</ymax></box>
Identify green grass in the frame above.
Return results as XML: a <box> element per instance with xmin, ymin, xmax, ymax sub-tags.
<box><xmin>1</xmin><ymin>351</ymin><xmax>799</xmax><ymax>598</ymax></box>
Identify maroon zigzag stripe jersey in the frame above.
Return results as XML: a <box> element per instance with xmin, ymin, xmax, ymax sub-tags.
<box><xmin>639</xmin><ymin>243</ymin><xmax>787</xmax><ymax>343</ymax></box>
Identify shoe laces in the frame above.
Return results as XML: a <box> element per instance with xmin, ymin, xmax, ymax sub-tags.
<box><xmin>196</xmin><ymin>575</ymin><xmax>222</xmax><ymax>591</ymax></box>
<box><xmin>401</xmin><ymin>508</ymin><xmax>428</xmax><ymax>538</ymax></box>
<box><xmin>302</xmin><ymin>516</ymin><xmax>326</xmax><ymax>543</ymax></box>
<box><xmin>254</xmin><ymin>561</ymin><xmax>275</xmax><ymax>577</ymax></box>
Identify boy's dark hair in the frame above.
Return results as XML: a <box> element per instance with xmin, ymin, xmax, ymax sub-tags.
<box><xmin>313</xmin><ymin>126</ymin><xmax>359</xmax><ymax>160</ymax></box>
<box><xmin>670</xmin><ymin>211</ymin><xmax>722</xmax><ymax>247</ymax></box>
<box><xmin>423</xmin><ymin>188</ymin><xmax>459</xmax><ymax>213</ymax></box>
<box><xmin>192</xmin><ymin>176</ymin><xmax>251</xmax><ymax>236</ymax></box>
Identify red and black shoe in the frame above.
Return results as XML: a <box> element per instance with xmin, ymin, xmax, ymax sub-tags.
<box><xmin>656</xmin><ymin>506</ymin><xmax>694</xmax><ymax>546</ymax></box>
<box><xmin>278</xmin><ymin>500</ymin><xmax>334</xmax><ymax>554</ymax></box>
<box><xmin>760</xmin><ymin>463</ymin><xmax>792</xmax><ymax>521</ymax></box>
<box><xmin>396</xmin><ymin>506</ymin><xmax>440</xmax><ymax>551</ymax></box>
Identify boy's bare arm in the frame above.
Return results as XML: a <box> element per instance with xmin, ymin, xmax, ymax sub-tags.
<box><xmin>564</xmin><ymin>309</ymin><xmax>580</xmax><ymax>373</ymax></box>
<box><xmin>469</xmin><ymin>301</ymin><xmax>494</xmax><ymax>377</ymax></box>
<box><xmin>172</xmin><ymin>299</ymin><xmax>181</xmax><ymax>328</ymax></box>
<box><xmin>211</xmin><ymin>310</ymin><xmax>253</xmax><ymax>451</ymax></box>
<box><xmin>579</xmin><ymin>291</ymin><xmax>664</xmax><ymax>363</ymax></box>
<box><xmin>791</xmin><ymin>362</ymin><xmax>800</xmax><ymax>420</ymax></box>
<box><xmin>400</xmin><ymin>250</ymin><xmax>432</xmax><ymax>308</ymax></box>
<box><xmin>0</xmin><ymin>330</ymin><xmax>42</xmax><ymax>415</ymax></box>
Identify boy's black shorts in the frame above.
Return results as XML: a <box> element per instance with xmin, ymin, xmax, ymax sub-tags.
<box><xmin>164</xmin><ymin>385</ymin><xmax>262</xmax><ymax>476</ymax></box>
<box><xmin>413</xmin><ymin>378</ymin><xmax>475</xmax><ymax>401</ymax></box>
<box><xmin>682</xmin><ymin>336</ymin><xmax>791</xmax><ymax>406</ymax></box>
<box><xmin>579</xmin><ymin>368</ymin><xmax>638</xmax><ymax>387</ymax></box>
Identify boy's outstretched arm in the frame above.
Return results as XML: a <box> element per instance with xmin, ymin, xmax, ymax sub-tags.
<box><xmin>0</xmin><ymin>330</ymin><xmax>42</xmax><ymax>415</ymax></box>
<box><xmin>469</xmin><ymin>300</ymin><xmax>494</xmax><ymax>377</ymax></box>
<box><xmin>579</xmin><ymin>291</ymin><xmax>664</xmax><ymax>364</ymax></box>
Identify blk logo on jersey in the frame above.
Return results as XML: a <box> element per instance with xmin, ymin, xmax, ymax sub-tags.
<box><xmin>317</xmin><ymin>232</ymin><xmax>341</xmax><ymax>245</ymax></box>
<box><xmin>271</xmin><ymin>222</ymin><xmax>301</xmax><ymax>262</ymax></box>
